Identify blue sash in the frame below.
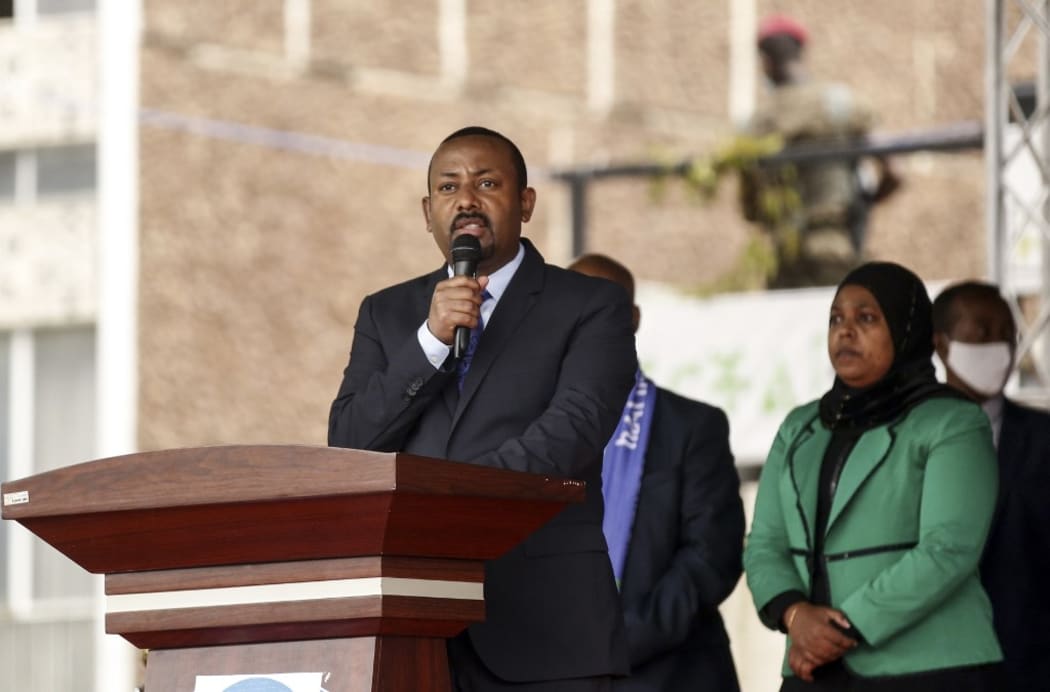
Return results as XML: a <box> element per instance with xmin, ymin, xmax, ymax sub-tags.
<box><xmin>601</xmin><ymin>370</ymin><xmax>656</xmax><ymax>588</ymax></box>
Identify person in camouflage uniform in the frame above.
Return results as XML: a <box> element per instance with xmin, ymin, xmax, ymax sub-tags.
<box><xmin>741</xmin><ymin>15</ymin><xmax>898</xmax><ymax>289</ymax></box>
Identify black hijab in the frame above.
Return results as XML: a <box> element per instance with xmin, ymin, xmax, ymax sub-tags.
<box><xmin>819</xmin><ymin>262</ymin><xmax>965</xmax><ymax>431</ymax></box>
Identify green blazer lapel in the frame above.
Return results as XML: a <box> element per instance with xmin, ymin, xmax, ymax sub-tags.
<box><xmin>451</xmin><ymin>241</ymin><xmax>543</xmax><ymax>427</ymax></box>
<box><xmin>786</xmin><ymin>416</ymin><xmax>825</xmax><ymax>552</ymax></box>
<box><xmin>826</xmin><ymin>425</ymin><xmax>895</xmax><ymax>532</ymax></box>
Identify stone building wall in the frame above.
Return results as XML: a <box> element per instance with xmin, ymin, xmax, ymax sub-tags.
<box><xmin>137</xmin><ymin>1</ymin><xmax>994</xmax><ymax>449</ymax></box>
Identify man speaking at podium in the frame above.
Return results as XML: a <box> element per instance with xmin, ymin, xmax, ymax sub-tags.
<box><xmin>329</xmin><ymin>126</ymin><xmax>637</xmax><ymax>690</ymax></box>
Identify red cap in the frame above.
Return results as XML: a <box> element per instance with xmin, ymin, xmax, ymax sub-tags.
<box><xmin>757</xmin><ymin>14</ymin><xmax>808</xmax><ymax>45</ymax></box>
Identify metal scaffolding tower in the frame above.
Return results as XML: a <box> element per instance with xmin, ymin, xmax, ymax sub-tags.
<box><xmin>986</xmin><ymin>0</ymin><xmax>1050</xmax><ymax>401</ymax></box>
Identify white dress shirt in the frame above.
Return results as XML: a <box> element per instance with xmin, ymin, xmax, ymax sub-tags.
<box><xmin>981</xmin><ymin>394</ymin><xmax>1005</xmax><ymax>449</ymax></box>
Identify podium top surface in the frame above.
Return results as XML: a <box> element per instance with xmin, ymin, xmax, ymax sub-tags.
<box><xmin>1</xmin><ymin>446</ymin><xmax>586</xmax><ymax>574</ymax></box>
<box><xmin>2</xmin><ymin>445</ymin><xmax>584</xmax><ymax>518</ymax></box>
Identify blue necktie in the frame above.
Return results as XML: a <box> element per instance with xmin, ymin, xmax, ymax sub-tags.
<box><xmin>456</xmin><ymin>290</ymin><xmax>491</xmax><ymax>391</ymax></box>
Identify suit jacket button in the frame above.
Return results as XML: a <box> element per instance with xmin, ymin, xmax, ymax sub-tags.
<box><xmin>405</xmin><ymin>377</ymin><xmax>425</xmax><ymax>397</ymax></box>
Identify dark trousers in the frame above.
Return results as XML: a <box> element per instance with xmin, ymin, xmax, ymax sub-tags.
<box><xmin>448</xmin><ymin>631</ymin><xmax>613</xmax><ymax>692</ymax></box>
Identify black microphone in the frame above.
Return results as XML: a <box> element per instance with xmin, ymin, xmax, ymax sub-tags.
<box><xmin>450</xmin><ymin>234</ymin><xmax>482</xmax><ymax>359</ymax></box>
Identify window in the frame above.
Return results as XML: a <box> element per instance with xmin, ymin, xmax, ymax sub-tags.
<box><xmin>31</xmin><ymin>327</ymin><xmax>97</xmax><ymax>600</ymax></box>
<box><xmin>0</xmin><ymin>334</ymin><xmax>8</xmax><ymax>598</ymax></box>
<box><xmin>38</xmin><ymin>0</ymin><xmax>95</xmax><ymax>14</ymax></box>
<box><xmin>0</xmin><ymin>0</ymin><xmax>94</xmax><ymax>20</ymax></box>
<box><xmin>2</xmin><ymin>326</ymin><xmax>97</xmax><ymax>608</ymax></box>
<box><xmin>36</xmin><ymin>144</ymin><xmax>95</xmax><ymax>198</ymax></box>
<box><xmin>0</xmin><ymin>144</ymin><xmax>97</xmax><ymax>205</ymax></box>
<box><xmin>0</xmin><ymin>151</ymin><xmax>14</xmax><ymax>202</ymax></box>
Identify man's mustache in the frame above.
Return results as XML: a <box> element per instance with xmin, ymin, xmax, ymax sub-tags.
<box><xmin>450</xmin><ymin>212</ymin><xmax>492</xmax><ymax>234</ymax></box>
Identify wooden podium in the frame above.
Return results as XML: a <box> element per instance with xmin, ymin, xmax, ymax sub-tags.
<box><xmin>0</xmin><ymin>445</ymin><xmax>585</xmax><ymax>691</ymax></box>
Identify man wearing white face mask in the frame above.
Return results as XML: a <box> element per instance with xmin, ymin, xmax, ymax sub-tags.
<box><xmin>932</xmin><ymin>281</ymin><xmax>1050</xmax><ymax>692</ymax></box>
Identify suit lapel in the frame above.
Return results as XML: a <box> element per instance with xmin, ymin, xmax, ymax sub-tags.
<box><xmin>826</xmin><ymin>425</ymin><xmax>894</xmax><ymax>532</ymax></box>
<box><xmin>994</xmin><ymin>400</ymin><xmax>1027</xmax><ymax>521</ymax></box>
<box><xmin>450</xmin><ymin>241</ymin><xmax>544</xmax><ymax>429</ymax></box>
<box><xmin>442</xmin><ymin>372</ymin><xmax>459</xmax><ymax>416</ymax></box>
<box><xmin>786</xmin><ymin>417</ymin><xmax>823</xmax><ymax>550</ymax></box>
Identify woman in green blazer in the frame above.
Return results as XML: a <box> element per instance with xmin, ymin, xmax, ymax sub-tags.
<box><xmin>744</xmin><ymin>262</ymin><xmax>1003</xmax><ymax>691</ymax></box>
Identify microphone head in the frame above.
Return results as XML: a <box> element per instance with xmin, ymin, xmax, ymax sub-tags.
<box><xmin>450</xmin><ymin>233</ymin><xmax>482</xmax><ymax>262</ymax></box>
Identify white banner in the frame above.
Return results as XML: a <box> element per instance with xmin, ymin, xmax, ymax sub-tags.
<box><xmin>636</xmin><ymin>282</ymin><xmax>836</xmax><ymax>465</ymax></box>
<box><xmin>636</xmin><ymin>281</ymin><xmax>958</xmax><ymax>466</ymax></box>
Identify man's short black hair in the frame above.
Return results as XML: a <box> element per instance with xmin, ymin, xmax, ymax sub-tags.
<box><xmin>758</xmin><ymin>33</ymin><xmax>803</xmax><ymax>65</ymax></box>
<box><xmin>427</xmin><ymin>126</ymin><xmax>528</xmax><ymax>192</ymax></box>
<box><xmin>932</xmin><ymin>280</ymin><xmax>1013</xmax><ymax>333</ymax></box>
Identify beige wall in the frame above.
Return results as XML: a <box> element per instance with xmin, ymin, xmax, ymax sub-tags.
<box><xmin>137</xmin><ymin>2</ymin><xmax>992</xmax><ymax>447</ymax></box>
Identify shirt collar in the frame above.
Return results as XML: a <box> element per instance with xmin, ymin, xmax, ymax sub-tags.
<box><xmin>982</xmin><ymin>394</ymin><xmax>1005</xmax><ymax>425</ymax></box>
<box><xmin>981</xmin><ymin>394</ymin><xmax>1005</xmax><ymax>448</ymax></box>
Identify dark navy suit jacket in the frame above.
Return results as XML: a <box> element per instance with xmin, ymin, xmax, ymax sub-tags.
<box><xmin>613</xmin><ymin>388</ymin><xmax>744</xmax><ymax>691</ymax></box>
<box><xmin>980</xmin><ymin>398</ymin><xmax>1050</xmax><ymax>691</ymax></box>
<box><xmin>329</xmin><ymin>239</ymin><xmax>637</xmax><ymax>682</ymax></box>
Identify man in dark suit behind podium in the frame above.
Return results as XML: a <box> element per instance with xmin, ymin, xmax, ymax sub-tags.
<box><xmin>569</xmin><ymin>254</ymin><xmax>744</xmax><ymax>692</ymax></box>
<box><xmin>328</xmin><ymin>126</ymin><xmax>637</xmax><ymax>690</ymax></box>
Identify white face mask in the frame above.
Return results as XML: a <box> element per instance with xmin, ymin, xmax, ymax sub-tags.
<box><xmin>945</xmin><ymin>340</ymin><xmax>1013</xmax><ymax>398</ymax></box>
